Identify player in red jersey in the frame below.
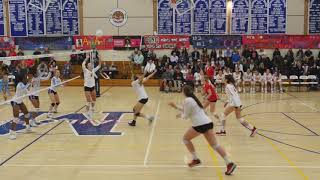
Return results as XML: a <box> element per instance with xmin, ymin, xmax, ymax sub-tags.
<box><xmin>202</xmin><ymin>76</ymin><xmax>219</xmax><ymax>120</ymax></box>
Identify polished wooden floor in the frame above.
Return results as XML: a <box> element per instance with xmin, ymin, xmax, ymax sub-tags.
<box><xmin>0</xmin><ymin>86</ymin><xmax>319</xmax><ymax>180</ymax></box>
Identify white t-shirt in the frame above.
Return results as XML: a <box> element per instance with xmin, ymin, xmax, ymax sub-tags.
<box><xmin>233</xmin><ymin>72</ymin><xmax>241</xmax><ymax>82</ymax></box>
<box><xmin>132</xmin><ymin>79</ymin><xmax>148</xmax><ymax>100</ymax></box>
<box><xmin>243</xmin><ymin>72</ymin><xmax>252</xmax><ymax>81</ymax></box>
<box><xmin>83</xmin><ymin>66</ymin><xmax>100</xmax><ymax>88</ymax></box>
<box><xmin>182</xmin><ymin>97</ymin><xmax>212</xmax><ymax>127</ymax></box>
<box><xmin>225</xmin><ymin>84</ymin><xmax>242</xmax><ymax>107</ymax></box>
<box><xmin>264</xmin><ymin>73</ymin><xmax>273</xmax><ymax>82</ymax></box>
<box><xmin>49</xmin><ymin>77</ymin><xmax>62</xmax><ymax>92</ymax></box>
<box><xmin>253</xmin><ymin>73</ymin><xmax>262</xmax><ymax>81</ymax></box>
<box><xmin>13</xmin><ymin>82</ymin><xmax>29</xmax><ymax>104</ymax></box>
<box><xmin>144</xmin><ymin>62</ymin><xmax>156</xmax><ymax>73</ymax></box>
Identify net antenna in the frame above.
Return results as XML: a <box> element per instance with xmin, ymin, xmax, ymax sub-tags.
<box><xmin>171</xmin><ymin>0</ymin><xmax>195</xmax><ymax>16</ymax></box>
<box><xmin>28</xmin><ymin>0</ymin><xmax>46</xmax><ymax>11</ymax></box>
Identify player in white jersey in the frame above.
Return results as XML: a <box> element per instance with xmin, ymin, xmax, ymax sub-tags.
<box><xmin>273</xmin><ymin>71</ymin><xmax>283</xmax><ymax>93</ymax></box>
<box><xmin>28</xmin><ymin>69</ymin><xmax>51</xmax><ymax>126</ymax></box>
<box><xmin>233</xmin><ymin>69</ymin><xmax>242</xmax><ymax>92</ymax></box>
<box><xmin>215</xmin><ymin>70</ymin><xmax>225</xmax><ymax>92</ymax></box>
<box><xmin>216</xmin><ymin>75</ymin><xmax>257</xmax><ymax>137</ymax></box>
<box><xmin>242</xmin><ymin>69</ymin><xmax>252</xmax><ymax>93</ymax></box>
<box><xmin>8</xmin><ymin>75</ymin><xmax>32</xmax><ymax>140</ymax></box>
<box><xmin>252</xmin><ymin>70</ymin><xmax>263</xmax><ymax>93</ymax></box>
<box><xmin>263</xmin><ymin>69</ymin><xmax>274</xmax><ymax>93</ymax></box>
<box><xmin>169</xmin><ymin>85</ymin><xmax>237</xmax><ymax>175</ymax></box>
<box><xmin>82</xmin><ymin>57</ymin><xmax>101</xmax><ymax>119</ymax></box>
<box><xmin>128</xmin><ymin>70</ymin><xmax>157</xmax><ymax>126</ymax></box>
<box><xmin>47</xmin><ymin>70</ymin><xmax>62</xmax><ymax>118</ymax></box>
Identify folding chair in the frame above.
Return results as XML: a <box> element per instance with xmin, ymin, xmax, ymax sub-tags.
<box><xmin>289</xmin><ymin>75</ymin><xmax>299</xmax><ymax>92</ymax></box>
<box><xmin>308</xmin><ymin>75</ymin><xmax>319</xmax><ymax>90</ymax></box>
<box><xmin>299</xmin><ymin>75</ymin><xmax>309</xmax><ymax>91</ymax></box>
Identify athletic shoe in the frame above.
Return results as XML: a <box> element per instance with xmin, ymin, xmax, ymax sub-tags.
<box><xmin>25</xmin><ymin>125</ymin><xmax>32</xmax><ymax>133</ymax></box>
<box><xmin>8</xmin><ymin>131</ymin><xmax>16</xmax><ymax>140</ymax></box>
<box><xmin>216</xmin><ymin>130</ymin><xmax>226</xmax><ymax>136</ymax></box>
<box><xmin>225</xmin><ymin>162</ymin><xmax>237</xmax><ymax>175</ymax></box>
<box><xmin>250</xmin><ymin>127</ymin><xmax>257</xmax><ymax>137</ymax></box>
<box><xmin>128</xmin><ymin>120</ymin><xmax>136</xmax><ymax>126</ymax></box>
<box><xmin>30</xmin><ymin>119</ymin><xmax>38</xmax><ymax>127</ymax></box>
<box><xmin>188</xmin><ymin>159</ymin><xmax>201</xmax><ymax>168</ymax></box>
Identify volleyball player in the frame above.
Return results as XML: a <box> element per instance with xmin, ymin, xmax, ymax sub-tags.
<box><xmin>47</xmin><ymin>70</ymin><xmax>62</xmax><ymax>118</ymax></box>
<box><xmin>82</xmin><ymin>57</ymin><xmax>101</xmax><ymax>119</ymax></box>
<box><xmin>252</xmin><ymin>70</ymin><xmax>262</xmax><ymax>93</ymax></box>
<box><xmin>216</xmin><ymin>75</ymin><xmax>257</xmax><ymax>137</ymax></box>
<box><xmin>0</xmin><ymin>65</ymin><xmax>10</xmax><ymax>101</ymax></box>
<box><xmin>29</xmin><ymin>69</ymin><xmax>51</xmax><ymax>125</ymax></box>
<box><xmin>202</xmin><ymin>76</ymin><xmax>219</xmax><ymax>120</ymax></box>
<box><xmin>128</xmin><ymin>70</ymin><xmax>157</xmax><ymax>127</ymax></box>
<box><xmin>263</xmin><ymin>69</ymin><xmax>274</xmax><ymax>93</ymax></box>
<box><xmin>169</xmin><ymin>85</ymin><xmax>237</xmax><ymax>175</ymax></box>
<box><xmin>242</xmin><ymin>69</ymin><xmax>252</xmax><ymax>93</ymax></box>
<box><xmin>9</xmin><ymin>75</ymin><xmax>32</xmax><ymax>140</ymax></box>
<box><xmin>273</xmin><ymin>71</ymin><xmax>283</xmax><ymax>93</ymax></box>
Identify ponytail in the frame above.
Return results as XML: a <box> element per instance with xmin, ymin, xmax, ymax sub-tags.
<box><xmin>183</xmin><ymin>85</ymin><xmax>203</xmax><ymax>109</ymax></box>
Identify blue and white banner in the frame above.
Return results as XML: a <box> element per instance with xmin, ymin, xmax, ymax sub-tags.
<box><xmin>27</xmin><ymin>0</ymin><xmax>45</xmax><ymax>36</ymax></box>
<box><xmin>309</xmin><ymin>0</ymin><xmax>320</xmax><ymax>34</ymax></box>
<box><xmin>9</xmin><ymin>0</ymin><xmax>28</xmax><ymax>37</ymax></box>
<box><xmin>62</xmin><ymin>0</ymin><xmax>79</xmax><ymax>35</ymax></box>
<box><xmin>0</xmin><ymin>0</ymin><xmax>4</xmax><ymax>36</ymax></box>
<box><xmin>268</xmin><ymin>0</ymin><xmax>286</xmax><ymax>34</ymax></box>
<box><xmin>157</xmin><ymin>0</ymin><xmax>174</xmax><ymax>34</ymax></box>
<box><xmin>251</xmin><ymin>0</ymin><xmax>268</xmax><ymax>34</ymax></box>
<box><xmin>193</xmin><ymin>0</ymin><xmax>209</xmax><ymax>34</ymax></box>
<box><xmin>45</xmin><ymin>0</ymin><xmax>62</xmax><ymax>35</ymax></box>
<box><xmin>175</xmin><ymin>0</ymin><xmax>192</xmax><ymax>35</ymax></box>
<box><xmin>231</xmin><ymin>0</ymin><xmax>249</xmax><ymax>34</ymax></box>
<box><xmin>209</xmin><ymin>0</ymin><xmax>226</xmax><ymax>34</ymax></box>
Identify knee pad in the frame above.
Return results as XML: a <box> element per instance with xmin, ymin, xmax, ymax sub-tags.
<box><xmin>24</xmin><ymin>113</ymin><xmax>31</xmax><ymax>119</ymax></box>
<box><xmin>51</xmin><ymin>103</ymin><xmax>55</xmax><ymax>107</ymax></box>
<box><xmin>55</xmin><ymin>103</ymin><xmax>60</xmax><ymax>106</ymax></box>
<box><xmin>13</xmin><ymin>118</ymin><xmax>19</xmax><ymax>123</ymax></box>
<box><xmin>135</xmin><ymin>112</ymin><xmax>140</xmax><ymax>116</ymax></box>
<box><xmin>182</xmin><ymin>139</ymin><xmax>190</xmax><ymax>145</ymax></box>
<box><xmin>238</xmin><ymin>118</ymin><xmax>244</xmax><ymax>124</ymax></box>
<box><xmin>212</xmin><ymin>144</ymin><xmax>220</xmax><ymax>150</ymax></box>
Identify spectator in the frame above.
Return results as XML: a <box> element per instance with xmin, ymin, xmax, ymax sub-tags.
<box><xmin>296</xmin><ymin>48</ymin><xmax>304</xmax><ymax>60</ymax></box>
<box><xmin>181</xmin><ymin>64</ymin><xmax>188</xmax><ymax>79</ymax></box>
<box><xmin>8</xmin><ymin>48</ymin><xmax>17</xmax><ymax>57</ymax></box>
<box><xmin>173</xmin><ymin>67</ymin><xmax>184</xmax><ymax>92</ymax></box>
<box><xmin>231</xmin><ymin>50</ymin><xmax>241</xmax><ymax>64</ymax></box>
<box><xmin>161</xmin><ymin>67</ymin><xmax>174</xmax><ymax>92</ymax></box>
<box><xmin>133</xmin><ymin>50</ymin><xmax>144</xmax><ymax>72</ymax></box>
<box><xmin>49</xmin><ymin>59</ymin><xmax>58</xmax><ymax>73</ymax></box>
<box><xmin>305</xmin><ymin>48</ymin><xmax>313</xmax><ymax>58</ymax></box>
<box><xmin>42</xmin><ymin>47</ymin><xmax>52</xmax><ymax>64</ymax></box>
<box><xmin>147</xmin><ymin>49</ymin><xmax>157</xmax><ymax>60</ymax></box>
<box><xmin>273</xmin><ymin>48</ymin><xmax>281</xmax><ymax>59</ymax></box>
<box><xmin>285</xmin><ymin>49</ymin><xmax>294</xmax><ymax>65</ymax></box>
<box><xmin>33</xmin><ymin>48</ymin><xmax>41</xmax><ymax>55</ymax></box>
<box><xmin>70</xmin><ymin>49</ymin><xmax>79</xmax><ymax>65</ymax></box>
<box><xmin>169</xmin><ymin>52</ymin><xmax>178</xmax><ymax>66</ymax></box>
<box><xmin>185</xmin><ymin>68</ymin><xmax>195</xmax><ymax>88</ymax></box>
<box><xmin>171</xmin><ymin>47</ymin><xmax>180</xmax><ymax>57</ymax></box>
<box><xmin>37</xmin><ymin>61</ymin><xmax>49</xmax><ymax>77</ymax></box>
<box><xmin>241</xmin><ymin>45</ymin><xmax>251</xmax><ymax>59</ymax></box>
<box><xmin>218</xmin><ymin>49</ymin><xmax>224</xmax><ymax>58</ymax></box>
<box><xmin>191</xmin><ymin>48</ymin><xmax>200</xmax><ymax>62</ymax></box>
<box><xmin>78</xmin><ymin>49</ymin><xmax>86</xmax><ymax>64</ymax></box>
<box><xmin>17</xmin><ymin>48</ymin><xmax>24</xmax><ymax>56</ymax></box>
<box><xmin>180</xmin><ymin>47</ymin><xmax>189</xmax><ymax>64</ymax></box>
<box><xmin>224</xmin><ymin>47</ymin><xmax>232</xmax><ymax>58</ymax></box>
<box><xmin>63</xmin><ymin>61</ymin><xmax>72</xmax><ymax>79</ymax></box>
<box><xmin>144</xmin><ymin>59</ymin><xmax>156</xmax><ymax>75</ymax></box>
<box><xmin>210</xmin><ymin>49</ymin><xmax>217</xmax><ymax>61</ymax></box>
<box><xmin>201</xmin><ymin>48</ymin><xmax>209</xmax><ymax>60</ymax></box>
<box><xmin>258</xmin><ymin>48</ymin><xmax>266</xmax><ymax>58</ymax></box>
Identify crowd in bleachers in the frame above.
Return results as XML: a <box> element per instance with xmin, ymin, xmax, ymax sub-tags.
<box><xmin>131</xmin><ymin>46</ymin><xmax>320</xmax><ymax>93</ymax></box>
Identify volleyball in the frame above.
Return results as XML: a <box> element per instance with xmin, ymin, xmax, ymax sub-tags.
<box><xmin>95</xmin><ymin>29</ymin><xmax>103</xmax><ymax>37</ymax></box>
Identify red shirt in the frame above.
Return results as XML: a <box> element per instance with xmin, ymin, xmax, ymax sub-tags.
<box><xmin>206</xmin><ymin>66</ymin><xmax>215</xmax><ymax>79</ymax></box>
<box><xmin>203</xmin><ymin>82</ymin><xmax>218</xmax><ymax>101</ymax></box>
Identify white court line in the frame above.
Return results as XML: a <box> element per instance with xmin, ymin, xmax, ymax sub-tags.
<box><xmin>3</xmin><ymin>164</ymin><xmax>320</xmax><ymax>169</ymax></box>
<box><xmin>143</xmin><ymin>100</ymin><xmax>161</xmax><ymax>167</ymax></box>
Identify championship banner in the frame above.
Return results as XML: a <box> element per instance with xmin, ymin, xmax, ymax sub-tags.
<box><xmin>157</xmin><ymin>0</ymin><xmax>174</xmax><ymax>34</ymax></box>
<box><xmin>74</xmin><ymin>36</ymin><xmax>114</xmax><ymax>50</ymax></box>
<box><xmin>242</xmin><ymin>35</ymin><xmax>320</xmax><ymax>49</ymax></box>
<box><xmin>112</xmin><ymin>36</ymin><xmax>141</xmax><ymax>50</ymax></box>
<box><xmin>191</xmin><ymin>35</ymin><xmax>242</xmax><ymax>49</ymax></box>
<box><xmin>144</xmin><ymin>35</ymin><xmax>190</xmax><ymax>49</ymax></box>
<box><xmin>309</xmin><ymin>0</ymin><xmax>320</xmax><ymax>34</ymax></box>
<box><xmin>0</xmin><ymin>37</ymin><xmax>15</xmax><ymax>50</ymax></box>
<box><xmin>15</xmin><ymin>36</ymin><xmax>73</xmax><ymax>50</ymax></box>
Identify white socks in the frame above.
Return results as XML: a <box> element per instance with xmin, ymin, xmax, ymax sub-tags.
<box><xmin>191</xmin><ymin>152</ymin><xmax>198</xmax><ymax>160</ymax></box>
